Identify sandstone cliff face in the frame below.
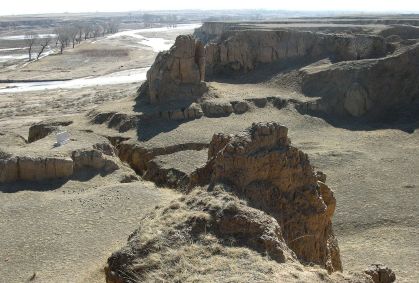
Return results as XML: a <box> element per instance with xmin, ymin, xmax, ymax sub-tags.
<box><xmin>141</xmin><ymin>35</ymin><xmax>207</xmax><ymax>104</ymax></box>
<box><xmin>202</xmin><ymin>29</ymin><xmax>386</xmax><ymax>76</ymax></box>
<box><xmin>192</xmin><ymin>122</ymin><xmax>342</xmax><ymax>272</ymax></box>
<box><xmin>0</xmin><ymin>155</ymin><xmax>74</xmax><ymax>183</ymax></box>
<box><xmin>0</xmin><ymin>144</ymin><xmax>121</xmax><ymax>183</ymax></box>
<box><xmin>300</xmin><ymin>43</ymin><xmax>419</xmax><ymax>118</ymax></box>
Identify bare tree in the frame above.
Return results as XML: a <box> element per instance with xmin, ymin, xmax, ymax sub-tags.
<box><xmin>83</xmin><ymin>23</ymin><xmax>92</xmax><ymax>40</ymax></box>
<box><xmin>24</xmin><ymin>32</ymin><xmax>38</xmax><ymax>61</ymax></box>
<box><xmin>76</xmin><ymin>23</ymin><xmax>84</xmax><ymax>44</ymax></box>
<box><xmin>108</xmin><ymin>20</ymin><xmax>120</xmax><ymax>34</ymax></box>
<box><xmin>36</xmin><ymin>36</ymin><xmax>52</xmax><ymax>60</ymax></box>
<box><xmin>92</xmin><ymin>24</ymin><xmax>102</xmax><ymax>38</ymax></box>
<box><xmin>56</xmin><ymin>27</ymin><xmax>69</xmax><ymax>54</ymax></box>
<box><xmin>100</xmin><ymin>22</ymin><xmax>107</xmax><ymax>37</ymax></box>
<box><xmin>68</xmin><ymin>27</ymin><xmax>78</xmax><ymax>48</ymax></box>
<box><xmin>53</xmin><ymin>28</ymin><xmax>60</xmax><ymax>46</ymax></box>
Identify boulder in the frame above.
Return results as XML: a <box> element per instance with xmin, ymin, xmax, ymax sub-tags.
<box><xmin>201</xmin><ymin>101</ymin><xmax>233</xmax><ymax>117</ymax></box>
<box><xmin>364</xmin><ymin>264</ymin><xmax>396</xmax><ymax>283</ymax></box>
<box><xmin>231</xmin><ymin>100</ymin><xmax>250</xmax><ymax>114</ymax></box>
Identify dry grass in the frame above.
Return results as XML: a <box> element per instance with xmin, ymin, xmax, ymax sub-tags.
<box><xmin>106</xmin><ymin>188</ymin><xmax>359</xmax><ymax>283</ymax></box>
<box><xmin>78</xmin><ymin>49</ymin><xmax>129</xmax><ymax>57</ymax></box>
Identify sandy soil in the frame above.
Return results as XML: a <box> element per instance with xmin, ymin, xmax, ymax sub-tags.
<box><xmin>0</xmin><ymin>180</ymin><xmax>178</xmax><ymax>283</ymax></box>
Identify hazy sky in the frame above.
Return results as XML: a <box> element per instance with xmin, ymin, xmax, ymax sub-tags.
<box><xmin>2</xmin><ymin>0</ymin><xmax>418</xmax><ymax>15</ymax></box>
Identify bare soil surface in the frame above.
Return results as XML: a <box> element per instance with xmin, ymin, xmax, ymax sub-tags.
<box><xmin>0</xmin><ymin>180</ymin><xmax>178</xmax><ymax>283</ymax></box>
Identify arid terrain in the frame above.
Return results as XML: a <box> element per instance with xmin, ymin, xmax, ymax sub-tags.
<box><xmin>0</xmin><ymin>13</ymin><xmax>418</xmax><ymax>283</ymax></box>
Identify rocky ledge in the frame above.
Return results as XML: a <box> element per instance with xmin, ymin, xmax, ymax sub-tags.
<box><xmin>0</xmin><ymin>120</ymin><xmax>137</xmax><ymax>184</ymax></box>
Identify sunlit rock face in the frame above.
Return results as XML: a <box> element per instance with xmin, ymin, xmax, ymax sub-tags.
<box><xmin>142</xmin><ymin>34</ymin><xmax>207</xmax><ymax>104</ymax></box>
<box><xmin>200</xmin><ymin>28</ymin><xmax>386</xmax><ymax>76</ymax></box>
<box><xmin>191</xmin><ymin>122</ymin><xmax>343</xmax><ymax>272</ymax></box>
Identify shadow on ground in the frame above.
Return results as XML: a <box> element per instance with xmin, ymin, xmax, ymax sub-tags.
<box><xmin>206</xmin><ymin>56</ymin><xmax>327</xmax><ymax>85</ymax></box>
<box><xmin>0</xmin><ymin>179</ymin><xmax>69</xmax><ymax>193</ymax></box>
<box><xmin>0</xmin><ymin>169</ymin><xmax>111</xmax><ymax>193</ymax></box>
<box><xmin>301</xmin><ymin>104</ymin><xmax>419</xmax><ymax>133</ymax></box>
<box><xmin>133</xmin><ymin>91</ymin><xmax>196</xmax><ymax>141</ymax></box>
<box><xmin>135</xmin><ymin>118</ymin><xmax>184</xmax><ymax>141</ymax></box>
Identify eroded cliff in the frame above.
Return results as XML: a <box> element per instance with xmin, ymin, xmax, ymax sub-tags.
<box><xmin>199</xmin><ymin>27</ymin><xmax>387</xmax><ymax>76</ymax></box>
<box><xmin>140</xmin><ymin>34</ymin><xmax>207</xmax><ymax>104</ymax></box>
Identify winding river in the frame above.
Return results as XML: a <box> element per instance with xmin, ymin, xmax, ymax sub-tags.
<box><xmin>0</xmin><ymin>23</ymin><xmax>201</xmax><ymax>93</ymax></box>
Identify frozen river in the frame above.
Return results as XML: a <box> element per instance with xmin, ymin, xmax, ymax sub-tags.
<box><xmin>0</xmin><ymin>23</ymin><xmax>201</xmax><ymax>93</ymax></box>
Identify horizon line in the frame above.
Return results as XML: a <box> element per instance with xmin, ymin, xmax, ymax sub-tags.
<box><xmin>1</xmin><ymin>9</ymin><xmax>419</xmax><ymax>17</ymax></box>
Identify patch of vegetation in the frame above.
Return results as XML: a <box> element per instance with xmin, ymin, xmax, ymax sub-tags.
<box><xmin>78</xmin><ymin>49</ymin><xmax>129</xmax><ymax>57</ymax></box>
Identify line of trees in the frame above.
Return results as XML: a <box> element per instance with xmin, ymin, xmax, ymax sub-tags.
<box><xmin>24</xmin><ymin>19</ymin><xmax>120</xmax><ymax>61</ymax></box>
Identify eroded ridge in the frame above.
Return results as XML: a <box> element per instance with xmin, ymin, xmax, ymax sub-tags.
<box><xmin>192</xmin><ymin>122</ymin><xmax>342</xmax><ymax>272</ymax></box>
<box><xmin>105</xmin><ymin>123</ymin><xmax>357</xmax><ymax>283</ymax></box>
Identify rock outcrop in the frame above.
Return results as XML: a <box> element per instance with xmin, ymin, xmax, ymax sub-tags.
<box><xmin>300</xmin><ymin>43</ymin><xmax>419</xmax><ymax>118</ymax></box>
<box><xmin>191</xmin><ymin>122</ymin><xmax>342</xmax><ymax>272</ymax></box>
<box><xmin>0</xmin><ymin>122</ymin><xmax>133</xmax><ymax>184</ymax></box>
<box><xmin>0</xmin><ymin>144</ymin><xmax>121</xmax><ymax>183</ymax></box>
<box><xmin>364</xmin><ymin>264</ymin><xmax>396</xmax><ymax>283</ymax></box>
<box><xmin>201</xmin><ymin>29</ymin><xmax>387</xmax><ymax>76</ymax></box>
<box><xmin>106</xmin><ymin>187</ymin><xmax>373</xmax><ymax>283</ymax></box>
<box><xmin>105</xmin><ymin>189</ymin><xmax>304</xmax><ymax>283</ymax></box>
<box><xmin>140</xmin><ymin>35</ymin><xmax>207</xmax><ymax>104</ymax></box>
<box><xmin>106</xmin><ymin>123</ymin><xmax>347</xmax><ymax>283</ymax></box>
<box><xmin>0</xmin><ymin>155</ymin><xmax>74</xmax><ymax>183</ymax></box>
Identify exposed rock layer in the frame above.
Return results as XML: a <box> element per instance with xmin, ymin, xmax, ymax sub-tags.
<box><xmin>0</xmin><ymin>121</ymin><xmax>130</xmax><ymax>183</ymax></box>
<box><xmin>0</xmin><ymin>144</ymin><xmax>120</xmax><ymax>183</ymax></box>
<box><xmin>301</xmin><ymin>43</ymin><xmax>419</xmax><ymax>118</ymax></box>
<box><xmin>142</xmin><ymin>35</ymin><xmax>207</xmax><ymax>104</ymax></box>
<box><xmin>192</xmin><ymin>122</ymin><xmax>342</xmax><ymax>272</ymax></box>
<box><xmin>202</xmin><ymin>29</ymin><xmax>386</xmax><ymax>76</ymax></box>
